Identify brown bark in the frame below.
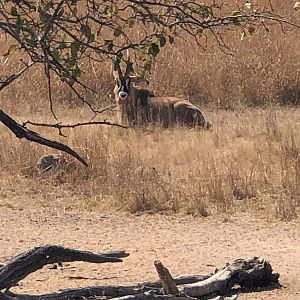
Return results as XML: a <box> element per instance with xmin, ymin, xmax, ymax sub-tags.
<box><xmin>0</xmin><ymin>245</ymin><xmax>128</xmax><ymax>290</ymax></box>
<box><xmin>0</xmin><ymin>246</ymin><xmax>279</xmax><ymax>300</ymax></box>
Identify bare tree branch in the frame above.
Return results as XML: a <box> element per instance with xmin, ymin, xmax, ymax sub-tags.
<box><xmin>0</xmin><ymin>61</ymin><xmax>35</xmax><ymax>92</ymax></box>
<box><xmin>0</xmin><ymin>109</ymin><xmax>88</xmax><ymax>166</ymax></box>
<box><xmin>23</xmin><ymin>119</ymin><xmax>128</xmax><ymax>131</ymax></box>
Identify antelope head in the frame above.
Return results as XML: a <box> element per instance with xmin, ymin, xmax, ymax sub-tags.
<box><xmin>113</xmin><ymin>56</ymin><xmax>150</xmax><ymax>105</ymax></box>
<box><xmin>113</xmin><ymin>57</ymin><xmax>132</xmax><ymax>103</ymax></box>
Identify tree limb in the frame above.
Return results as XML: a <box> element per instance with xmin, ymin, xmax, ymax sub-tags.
<box><xmin>0</xmin><ymin>245</ymin><xmax>129</xmax><ymax>291</ymax></box>
<box><xmin>0</xmin><ymin>61</ymin><xmax>34</xmax><ymax>92</ymax></box>
<box><xmin>0</xmin><ymin>109</ymin><xmax>88</xmax><ymax>166</ymax></box>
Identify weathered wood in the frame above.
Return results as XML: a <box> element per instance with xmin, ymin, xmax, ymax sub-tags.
<box><xmin>109</xmin><ymin>292</ymin><xmax>197</xmax><ymax>300</ymax></box>
<box><xmin>109</xmin><ymin>294</ymin><xmax>237</xmax><ymax>300</ymax></box>
<box><xmin>0</xmin><ymin>245</ymin><xmax>128</xmax><ymax>290</ymax></box>
<box><xmin>0</xmin><ymin>275</ymin><xmax>208</xmax><ymax>300</ymax></box>
<box><xmin>178</xmin><ymin>257</ymin><xmax>279</xmax><ymax>298</ymax></box>
<box><xmin>154</xmin><ymin>261</ymin><xmax>179</xmax><ymax>295</ymax></box>
<box><xmin>2</xmin><ymin>286</ymin><xmax>141</xmax><ymax>300</ymax></box>
<box><xmin>0</xmin><ymin>246</ymin><xmax>280</xmax><ymax>300</ymax></box>
<box><xmin>142</xmin><ymin>274</ymin><xmax>209</xmax><ymax>289</ymax></box>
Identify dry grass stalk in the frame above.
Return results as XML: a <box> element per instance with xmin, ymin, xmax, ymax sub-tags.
<box><xmin>0</xmin><ymin>108</ymin><xmax>299</xmax><ymax>221</ymax></box>
<box><xmin>0</xmin><ymin>1</ymin><xmax>299</xmax><ymax>220</ymax></box>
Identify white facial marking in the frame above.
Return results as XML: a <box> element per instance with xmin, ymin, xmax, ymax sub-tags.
<box><xmin>119</xmin><ymin>91</ymin><xmax>128</xmax><ymax>99</ymax></box>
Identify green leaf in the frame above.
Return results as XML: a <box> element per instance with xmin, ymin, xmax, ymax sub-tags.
<box><xmin>51</xmin><ymin>48</ymin><xmax>60</xmax><ymax>61</ymax></box>
<box><xmin>71</xmin><ymin>41</ymin><xmax>80</xmax><ymax>59</ymax></box>
<box><xmin>67</xmin><ymin>78</ymin><xmax>75</xmax><ymax>87</ymax></box>
<box><xmin>58</xmin><ymin>42</ymin><xmax>67</xmax><ymax>50</ymax></box>
<box><xmin>24</xmin><ymin>35</ymin><xmax>37</xmax><ymax>47</ymax></box>
<box><xmin>168</xmin><ymin>36</ymin><xmax>174</xmax><ymax>44</ymax></box>
<box><xmin>159</xmin><ymin>35</ymin><xmax>166</xmax><ymax>48</ymax></box>
<box><xmin>114</xmin><ymin>27</ymin><xmax>123</xmax><ymax>37</ymax></box>
<box><xmin>89</xmin><ymin>34</ymin><xmax>95</xmax><ymax>42</ymax></box>
<box><xmin>72</xmin><ymin>65</ymin><xmax>81</xmax><ymax>78</ymax></box>
<box><xmin>105</xmin><ymin>40</ymin><xmax>114</xmax><ymax>51</ymax></box>
<box><xmin>148</xmin><ymin>43</ymin><xmax>160</xmax><ymax>57</ymax></box>
<box><xmin>11</xmin><ymin>6</ymin><xmax>18</xmax><ymax>17</ymax></box>
<box><xmin>80</xmin><ymin>24</ymin><xmax>92</xmax><ymax>39</ymax></box>
<box><xmin>199</xmin><ymin>6</ymin><xmax>212</xmax><ymax>19</ymax></box>
<box><xmin>129</xmin><ymin>19</ymin><xmax>135</xmax><ymax>28</ymax></box>
<box><xmin>6</xmin><ymin>44</ymin><xmax>18</xmax><ymax>56</ymax></box>
<box><xmin>143</xmin><ymin>60</ymin><xmax>152</xmax><ymax>73</ymax></box>
<box><xmin>248</xmin><ymin>27</ymin><xmax>255</xmax><ymax>35</ymax></box>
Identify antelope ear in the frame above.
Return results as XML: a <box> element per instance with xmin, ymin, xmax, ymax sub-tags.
<box><xmin>129</xmin><ymin>75</ymin><xmax>149</xmax><ymax>84</ymax></box>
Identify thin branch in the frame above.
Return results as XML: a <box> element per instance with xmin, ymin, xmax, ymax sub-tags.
<box><xmin>0</xmin><ymin>109</ymin><xmax>88</xmax><ymax>166</ymax></box>
<box><xmin>0</xmin><ymin>61</ymin><xmax>34</xmax><ymax>92</ymax></box>
<box><xmin>23</xmin><ymin>120</ymin><xmax>128</xmax><ymax>130</ymax></box>
<box><xmin>44</xmin><ymin>63</ymin><xmax>58</xmax><ymax>120</ymax></box>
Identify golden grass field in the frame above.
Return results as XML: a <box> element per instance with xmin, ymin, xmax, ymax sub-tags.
<box><xmin>0</xmin><ymin>107</ymin><xmax>299</xmax><ymax>221</ymax></box>
<box><xmin>0</xmin><ymin>0</ymin><xmax>300</xmax><ymax>222</ymax></box>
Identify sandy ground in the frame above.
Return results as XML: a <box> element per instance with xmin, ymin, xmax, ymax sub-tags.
<box><xmin>0</xmin><ymin>201</ymin><xmax>299</xmax><ymax>300</ymax></box>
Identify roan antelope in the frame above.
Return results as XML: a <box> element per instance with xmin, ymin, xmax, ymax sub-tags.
<box><xmin>113</xmin><ymin>59</ymin><xmax>212</xmax><ymax>129</ymax></box>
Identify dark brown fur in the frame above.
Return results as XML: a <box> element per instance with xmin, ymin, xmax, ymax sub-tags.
<box><xmin>122</xmin><ymin>84</ymin><xmax>211</xmax><ymax>129</ymax></box>
<box><xmin>113</xmin><ymin>66</ymin><xmax>211</xmax><ymax>128</ymax></box>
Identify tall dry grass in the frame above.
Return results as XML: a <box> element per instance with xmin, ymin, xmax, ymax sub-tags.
<box><xmin>0</xmin><ymin>108</ymin><xmax>299</xmax><ymax>221</ymax></box>
<box><xmin>0</xmin><ymin>1</ymin><xmax>300</xmax><ymax>220</ymax></box>
<box><xmin>0</xmin><ymin>1</ymin><xmax>300</xmax><ymax>112</ymax></box>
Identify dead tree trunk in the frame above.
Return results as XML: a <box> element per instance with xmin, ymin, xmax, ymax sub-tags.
<box><xmin>0</xmin><ymin>245</ymin><xmax>280</xmax><ymax>300</ymax></box>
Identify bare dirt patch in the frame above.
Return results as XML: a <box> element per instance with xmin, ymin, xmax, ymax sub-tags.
<box><xmin>0</xmin><ymin>200</ymin><xmax>299</xmax><ymax>300</ymax></box>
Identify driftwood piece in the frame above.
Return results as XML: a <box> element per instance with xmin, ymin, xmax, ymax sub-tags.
<box><xmin>108</xmin><ymin>292</ymin><xmax>196</xmax><ymax>300</ymax></box>
<box><xmin>0</xmin><ymin>275</ymin><xmax>209</xmax><ymax>300</ymax></box>
<box><xmin>178</xmin><ymin>257</ymin><xmax>279</xmax><ymax>298</ymax></box>
<box><xmin>0</xmin><ymin>292</ymin><xmax>196</xmax><ymax>300</ymax></box>
<box><xmin>0</xmin><ymin>245</ymin><xmax>128</xmax><ymax>290</ymax></box>
<box><xmin>142</xmin><ymin>274</ymin><xmax>209</xmax><ymax>289</ymax></box>
<box><xmin>0</xmin><ymin>245</ymin><xmax>280</xmax><ymax>300</ymax></box>
<box><xmin>2</xmin><ymin>286</ymin><xmax>141</xmax><ymax>300</ymax></box>
<box><xmin>154</xmin><ymin>261</ymin><xmax>179</xmax><ymax>295</ymax></box>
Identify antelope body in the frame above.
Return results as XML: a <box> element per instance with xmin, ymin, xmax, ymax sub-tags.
<box><xmin>113</xmin><ymin>60</ymin><xmax>211</xmax><ymax>129</ymax></box>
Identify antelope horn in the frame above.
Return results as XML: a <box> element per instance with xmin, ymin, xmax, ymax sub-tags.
<box><xmin>126</xmin><ymin>49</ymin><xmax>130</xmax><ymax>61</ymax></box>
<box><xmin>124</xmin><ymin>50</ymin><xmax>134</xmax><ymax>78</ymax></box>
<box><xmin>124</xmin><ymin>62</ymin><xmax>133</xmax><ymax>79</ymax></box>
<box><xmin>113</xmin><ymin>55</ymin><xmax>123</xmax><ymax>79</ymax></box>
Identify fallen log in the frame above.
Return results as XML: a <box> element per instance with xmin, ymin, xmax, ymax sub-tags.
<box><xmin>0</xmin><ymin>275</ymin><xmax>209</xmax><ymax>300</ymax></box>
<box><xmin>178</xmin><ymin>257</ymin><xmax>279</xmax><ymax>298</ymax></box>
<box><xmin>0</xmin><ymin>245</ymin><xmax>280</xmax><ymax>300</ymax></box>
<box><xmin>108</xmin><ymin>292</ymin><xmax>197</xmax><ymax>300</ymax></box>
<box><xmin>0</xmin><ymin>245</ymin><xmax>128</xmax><ymax>290</ymax></box>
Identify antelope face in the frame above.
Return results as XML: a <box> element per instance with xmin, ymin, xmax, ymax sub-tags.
<box><xmin>115</xmin><ymin>77</ymin><xmax>131</xmax><ymax>102</ymax></box>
